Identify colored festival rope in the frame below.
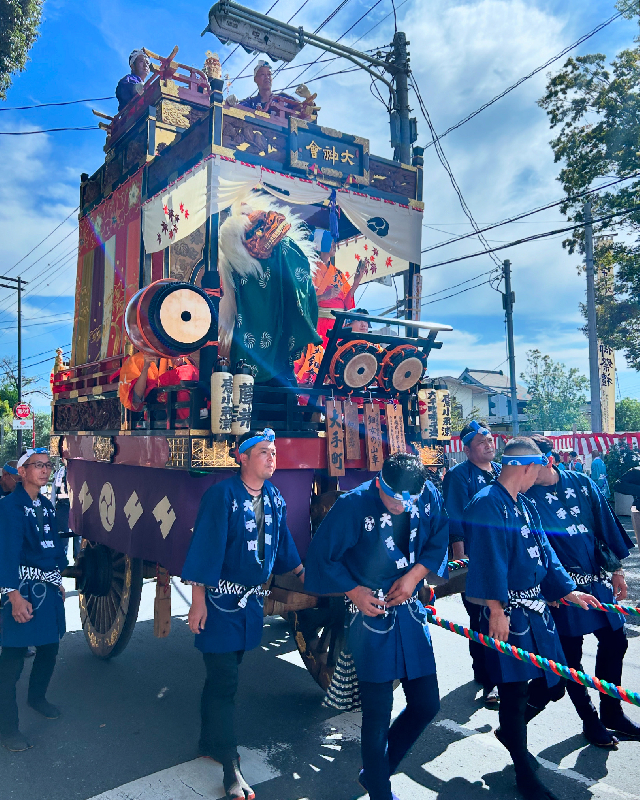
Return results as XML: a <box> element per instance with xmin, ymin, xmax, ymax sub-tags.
<box><xmin>560</xmin><ymin>596</ymin><xmax>640</xmax><ymax>618</ymax></box>
<box><xmin>443</xmin><ymin>559</ymin><xmax>640</xmax><ymax>618</ymax></box>
<box><xmin>423</xmin><ymin>606</ymin><xmax>640</xmax><ymax>708</ymax></box>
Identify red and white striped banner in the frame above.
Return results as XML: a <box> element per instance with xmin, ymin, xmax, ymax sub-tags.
<box><xmin>444</xmin><ymin>432</ymin><xmax>640</xmax><ymax>455</ymax></box>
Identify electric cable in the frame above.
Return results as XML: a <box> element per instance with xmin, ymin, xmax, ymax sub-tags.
<box><xmin>0</xmin><ymin>127</ymin><xmax>101</xmax><ymax>135</ymax></box>
<box><xmin>422</xmin><ymin>3</ymin><xmax>634</xmax><ymax>149</ymax></box>
<box><xmin>410</xmin><ymin>75</ymin><xmax>502</xmax><ymax>269</ymax></box>
<box><xmin>422</xmin><ymin>205</ymin><xmax>640</xmax><ymax>270</ymax></box>
<box><xmin>421</xmin><ymin>172</ymin><xmax>640</xmax><ymax>254</ymax></box>
<box><xmin>0</xmin><ymin>97</ymin><xmax>114</xmax><ymax>111</ymax></box>
<box><xmin>421</xmin><ymin>279</ymin><xmax>492</xmax><ymax>307</ymax></box>
<box><xmin>5</xmin><ymin>208</ymin><xmax>78</xmax><ymax>274</ymax></box>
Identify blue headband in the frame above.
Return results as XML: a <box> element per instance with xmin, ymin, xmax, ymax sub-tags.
<box><xmin>503</xmin><ymin>454</ymin><xmax>549</xmax><ymax>466</ymax></box>
<box><xmin>2</xmin><ymin>462</ymin><xmax>18</xmax><ymax>475</ymax></box>
<box><xmin>462</xmin><ymin>420</ymin><xmax>491</xmax><ymax>446</ymax></box>
<box><xmin>379</xmin><ymin>473</ymin><xmax>424</xmax><ymax>511</ymax></box>
<box><xmin>238</xmin><ymin>428</ymin><xmax>275</xmax><ymax>454</ymax></box>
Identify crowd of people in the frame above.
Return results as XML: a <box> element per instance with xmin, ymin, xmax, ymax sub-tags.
<box><xmin>0</xmin><ymin>428</ymin><xmax>639</xmax><ymax>800</ymax></box>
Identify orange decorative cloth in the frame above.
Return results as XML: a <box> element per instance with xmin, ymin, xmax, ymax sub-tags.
<box><xmin>118</xmin><ymin>352</ymin><xmax>198</xmax><ymax>419</ymax></box>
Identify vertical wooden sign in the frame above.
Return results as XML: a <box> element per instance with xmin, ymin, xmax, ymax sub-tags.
<box><xmin>364</xmin><ymin>403</ymin><xmax>383</xmax><ymax>471</ymax></box>
<box><xmin>154</xmin><ymin>567</ymin><xmax>171</xmax><ymax>638</ymax></box>
<box><xmin>418</xmin><ymin>388</ymin><xmax>439</xmax><ymax>442</ymax></box>
<box><xmin>344</xmin><ymin>400</ymin><xmax>361</xmax><ymax>461</ymax></box>
<box><xmin>436</xmin><ymin>389</ymin><xmax>452</xmax><ymax>441</ymax></box>
<box><xmin>386</xmin><ymin>403</ymin><xmax>406</xmax><ymax>455</ymax></box>
<box><xmin>325</xmin><ymin>399</ymin><xmax>345</xmax><ymax>476</ymax></box>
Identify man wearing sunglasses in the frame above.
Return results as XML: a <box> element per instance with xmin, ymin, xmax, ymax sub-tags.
<box><xmin>0</xmin><ymin>449</ymin><xmax>67</xmax><ymax>752</ymax></box>
<box><xmin>182</xmin><ymin>429</ymin><xmax>304</xmax><ymax>800</ymax></box>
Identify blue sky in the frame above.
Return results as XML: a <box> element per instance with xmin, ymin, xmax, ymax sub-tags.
<box><xmin>1</xmin><ymin>0</ymin><xmax>639</xmax><ymax>410</ymax></box>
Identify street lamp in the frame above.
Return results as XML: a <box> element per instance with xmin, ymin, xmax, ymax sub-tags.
<box><xmin>202</xmin><ymin>0</ymin><xmax>417</xmax><ymax>164</ymax></box>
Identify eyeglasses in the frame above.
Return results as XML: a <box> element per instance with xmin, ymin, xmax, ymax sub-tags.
<box><xmin>25</xmin><ymin>461</ymin><xmax>53</xmax><ymax>470</ymax></box>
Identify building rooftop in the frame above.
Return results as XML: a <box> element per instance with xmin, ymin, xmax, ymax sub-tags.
<box><xmin>459</xmin><ymin>368</ymin><xmax>530</xmax><ymax>402</ymax></box>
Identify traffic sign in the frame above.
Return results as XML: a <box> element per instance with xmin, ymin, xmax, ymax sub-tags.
<box><xmin>12</xmin><ymin>418</ymin><xmax>31</xmax><ymax>430</ymax></box>
<box><xmin>14</xmin><ymin>403</ymin><xmax>31</xmax><ymax>419</ymax></box>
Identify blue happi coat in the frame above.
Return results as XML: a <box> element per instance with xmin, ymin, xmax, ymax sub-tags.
<box><xmin>442</xmin><ymin>459</ymin><xmax>501</xmax><ymax>544</ymax></box>
<box><xmin>0</xmin><ymin>485</ymin><xmax>67</xmax><ymax>647</ymax></box>
<box><xmin>526</xmin><ymin>470</ymin><xmax>633</xmax><ymax>636</ymax></box>
<box><xmin>304</xmin><ymin>479</ymin><xmax>449</xmax><ymax>683</ymax></box>
<box><xmin>181</xmin><ymin>474</ymin><xmax>301</xmax><ymax>653</ymax></box>
<box><xmin>464</xmin><ymin>482</ymin><xmax>575</xmax><ymax>686</ymax></box>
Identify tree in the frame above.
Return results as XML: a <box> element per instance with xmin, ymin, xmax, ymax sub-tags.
<box><xmin>538</xmin><ymin>41</ymin><xmax>640</xmax><ymax>368</ymax></box>
<box><xmin>603</xmin><ymin>440</ymin><xmax>640</xmax><ymax>487</ymax></box>
<box><xmin>616</xmin><ymin>397</ymin><xmax>640</xmax><ymax>431</ymax></box>
<box><xmin>0</xmin><ymin>411</ymin><xmax>51</xmax><ymax>463</ymax></box>
<box><xmin>0</xmin><ymin>0</ymin><xmax>43</xmax><ymax>100</ymax></box>
<box><xmin>520</xmin><ymin>350</ymin><xmax>589</xmax><ymax>431</ymax></box>
<box><xmin>449</xmin><ymin>394</ymin><xmax>481</xmax><ymax>436</ymax></box>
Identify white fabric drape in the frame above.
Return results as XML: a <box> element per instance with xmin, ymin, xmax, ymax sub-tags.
<box><xmin>142</xmin><ymin>154</ymin><xmax>422</xmax><ymax>261</ymax></box>
<box><xmin>336</xmin><ymin>189</ymin><xmax>423</xmax><ymax>264</ymax></box>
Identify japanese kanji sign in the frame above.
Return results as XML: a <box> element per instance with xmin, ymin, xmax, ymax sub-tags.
<box><xmin>364</xmin><ymin>403</ymin><xmax>384</xmax><ymax>472</ymax></box>
<box><xmin>289</xmin><ymin>119</ymin><xmax>369</xmax><ymax>185</ymax></box>
<box><xmin>598</xmin><ymin>341</ymin><xmax>616</xmax><ymax>434</ymax></box>
<box><xmin>418</xmin><ymin>388</ymin><xmax>439</xmax><ymax>442</ymax></box>
<box><xmin>325</xmin><ymin>400</ymin><xmax>345</xmax><ymax>477</ymax></box>
<box><xmin>436</xmin><ymin>389</ymin><xmax>452</xmax><ymax>441</ymax></box>
<box><xmin>385</xmin><ymin>403</ymin><xmax>406</xmax><ymax>455</ymax></box>
<box><xmin>344</xmin><ymin>400</ymin><xmax>361</xmax><ymax>461</ymax></box>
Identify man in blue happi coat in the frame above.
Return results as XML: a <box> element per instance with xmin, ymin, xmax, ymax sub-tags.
<box><xmin>115</xmin><ymin>49</ymin><xmax>150</xmax><ymax>112</ymax></box>
<box><xmin>0</xmin><ymin>449</ymin><xmax>67</xmax><ymax>752</ymax></box>
<box><xmin>525</xmin><ymin>434</ymin><xmax>639</xmax><ymax>747</ymax></box>
<box><xmin>465</xmin><ymin>438</ymin><xmax>598</xmax><ymax>800</ymax></box>
<box><xmin>182</xmin><ymin>428</ymin><xmax>304</xmax><ymax>800</ymax></box>
<box><xmin>443</xmin><ymin>420</ymin><xmax>501</xmax><ymax>704</ymax></box>
<box><xmin>305</xmin><ymin>453</ymin><xmax>449</xmax><ymax>800</ymax></box>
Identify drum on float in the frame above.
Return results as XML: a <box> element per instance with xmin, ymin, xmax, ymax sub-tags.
<box><xmin>329</xmin><ymin>340</ymin><xmax>383</xmax><ymax>390</ymax></box>
<box><xmin>125</xmin><ymin>279</ymin><xmax>216</xmax><ymax>358</ymax></box>
<box><xmin>377</xmin><ymin>345</ymin><xmax>428</xmax><ymax>392</ymax></box>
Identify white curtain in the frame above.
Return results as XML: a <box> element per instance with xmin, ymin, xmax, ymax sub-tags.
<box><xmin>142</xmin><ymin>154</ymin><xmax>423</xmax><ymax>262</ymax></box>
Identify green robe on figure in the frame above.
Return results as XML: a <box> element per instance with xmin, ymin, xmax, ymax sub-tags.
<box><xmin>229</xmin><ymin>238</ymin><xmax>321</xmax><ymax>383</ymax></box>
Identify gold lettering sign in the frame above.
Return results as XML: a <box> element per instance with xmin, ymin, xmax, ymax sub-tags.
<box><xmin>325</xmin><ymin>399</ymin><xmax>345</xmax><ymax>476</ymax></box>
<box><xmin>418</xmin><ymin>388</ymin><xmax>439</xmax><ymax>441</ymax></box>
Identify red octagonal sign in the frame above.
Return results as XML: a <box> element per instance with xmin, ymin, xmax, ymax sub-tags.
<box><xmin>14</xmin><ymin>403</ymin><xmax>32</xmax><ymax>419</ymax></box>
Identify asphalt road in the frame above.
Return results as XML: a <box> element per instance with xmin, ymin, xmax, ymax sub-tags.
<box><xmin>2</xmin><ymin>519</ymin><xmax>640</xmax><ymax>800</ymax></box>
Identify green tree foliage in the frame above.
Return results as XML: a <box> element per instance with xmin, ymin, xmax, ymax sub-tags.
<box><xmin>0</xmin><ymin>0</ymin><xmax>43</xmax><ymax>100</ymax></box>
<box><xmin>616</xmin><ymin>396</ymin><xmax>640</xmax><ymax>431</ymax></box>
<box><xmin>538</xmin><ymin>43</ymin><xmax>640</xmax><ymax>368</ymax></box>
<box><xmin>450</xmin><ymin>395</ymin><xmax>481</xmax><ymax>437</ymax></box>
<box><xmin>603</xmin><ymin>440</ymin><xmax>640</xmax><ymax>487</ymax></box>
<box><xmin>0</xmin><ymin>411</ymin><xmax>51</xmax><ymax>463</ymax></box>
<box><xmin>520</xmin><ymin>350</ymin><xmax>589</xmax><ymax>431</ymax></box>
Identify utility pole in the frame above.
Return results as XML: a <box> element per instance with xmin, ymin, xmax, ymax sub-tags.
<box><xmin>0</xmin><ymin>274</ymin><xmax>26</xmax><ymax>456</ymax></box>
<box><xmin>584</xmin><ymin>202</ymin><xmax>602</xmax><ymax>433</ymax></box>
<box><xmin>502</xmin><ymin>260</ymin><xmax>519</xmax><ymax>435</ymax></box>
<box><xmin>391</xmin><ymin>31</ymin><xmax>411</xmax><ymax>165</ymax></box>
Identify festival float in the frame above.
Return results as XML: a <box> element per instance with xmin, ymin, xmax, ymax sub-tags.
<box><xmin>50</xmin><ymin>40</ymin><xmax>460</xmax><ymax>688</ymax></box>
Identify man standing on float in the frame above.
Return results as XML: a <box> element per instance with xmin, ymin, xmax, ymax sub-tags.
<box><xmin>182</xmin><ymin>429</ymin><xmax>304</xmax><ymax>800</ymax></box>
<box><xmin>304</xmin><ymin>453</ymin><xmax>449</xmax><ymax>800</ymax></box>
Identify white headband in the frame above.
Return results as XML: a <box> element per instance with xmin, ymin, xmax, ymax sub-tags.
<box><xmin>17</xmin><ymin>448</ymin><xmax>48</xmax><ymax>468</ymax></box>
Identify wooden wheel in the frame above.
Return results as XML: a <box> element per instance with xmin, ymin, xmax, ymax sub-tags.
<box><xmin>78</xmin><ymin>542</ymin><xmax>143</xmax><ymax>659</ymax></box>
<box><xmin>288</xmin><ymin>598</ymin><xmax>346</xmax><ymax>690</ymax></box>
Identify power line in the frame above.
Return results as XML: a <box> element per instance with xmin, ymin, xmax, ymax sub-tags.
<box><xmin>24</xmin><ymin>352</ymin><xmax>70</xmax><ymax>371</ymax></box>
<box><xmin>0</xmin><ymin>127</ymin><xmax>101</xmax><ymax>135</ymax></box>
<box><xmin>23</xmin><ymin>344</ymin><xmax>71</xmax><ymax>363</ymax></box>
<box><xmin>6</xmin><ymin>207</ymin><xmax>78</xmax><ymax>274</ymax></box>
<box><xmin>422</xmin><ymin>3</ymin><xmax>632</xmax><ymax>149</ymax></box>
<box><xmin>421</xmin><ymin>279</ymin><xmax>492</xmax><ymax>307</ymax></box>
<box><xmin>422</xmin><ymin>206</ymin><xmax>640</xmax><ymax>270</ymax></box>
<box><xmin>0</xmin><ymin>317</ymin><xmax>73</xmax><ymax>332</ymax></box>
<box><xmin>0</xmin><ymin>97</ymin><xmax>114</xmax><ymax>111</ymax></box>
<box><xmin>420</xmin><ymin>172</ymin><xmax>640</xmax><ymax>254</ymax></box>
<box><xmin>410</xmin><ymin>75</ymin><xmax>502</xmax><ymax>269</ymax></box>
<box><xmin>421</xmin><ymin>270</ymin><xmax>494</xmax><ymax>300</ymax></box>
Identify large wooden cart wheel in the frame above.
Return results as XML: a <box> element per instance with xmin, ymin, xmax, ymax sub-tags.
<box><xmin>288</xmin><ymin>598</ymin><xmax>346</xmax><ymax>690</ymax></box>
<box><xmin>77</xmin><ymin>542</ymin><xmax>144</xmax><ymax>659</ymax></box>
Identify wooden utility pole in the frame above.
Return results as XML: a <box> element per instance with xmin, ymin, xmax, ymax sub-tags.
<box><xmin>502</xmin><ymin>260</ymin><xmax>519</xmax><ymax>435</ymax></box>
